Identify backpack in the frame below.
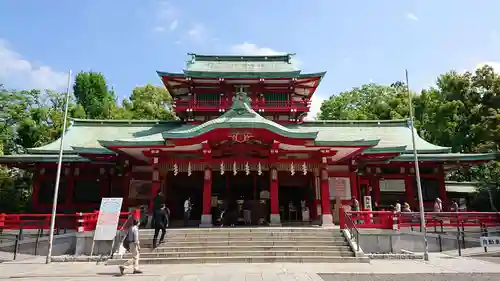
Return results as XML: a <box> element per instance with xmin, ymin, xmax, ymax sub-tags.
<box><xmin>122</xmin><ymin>232</ymin><xmax>130</xmax><ymax>251</ymax></box>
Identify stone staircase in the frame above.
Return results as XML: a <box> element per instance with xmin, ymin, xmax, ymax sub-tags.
<box><xmin>108</xmin><ymin>227</ymin><xmax>368</xmax><ymax>264</ymax></box>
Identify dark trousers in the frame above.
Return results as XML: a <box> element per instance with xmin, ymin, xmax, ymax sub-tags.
<box><xmin>183</xmin><ymin>210</ymin><xmax>191</xmax><ymax>226</ymax></box>
<box><xmin>153</xmin><ymin>227</ymin><xmax>166</xmax><ymax>249</ymax></box>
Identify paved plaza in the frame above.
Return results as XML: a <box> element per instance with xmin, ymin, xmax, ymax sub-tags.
<box><xmin>1</xmin><ymin>253</ymin><xmax>500</xmax><ymax>280</ymax></box>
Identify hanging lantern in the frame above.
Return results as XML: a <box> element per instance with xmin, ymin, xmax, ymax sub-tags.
<box><xmin>233</xmin><ymin>161</ymin><xmax>237</xmax><ymax>175</ymax></box>
<box><xmin>290</xmin><ymin>162</ymin><xmax>295</xmax><ymax>176</ymax></box>
<box><xmin>302</xmin><ymin>162</ymin><xmax>307</xmax><ymax>175</ymax></box>
<box><xmin>204</xmin><ymin>168</ymin><xmax>211</xmax><ymax>181</ymax></box>
<box><xmin>220</xmin><ymin>161</ymin><xmax>225</xmax><ymax>175</ymax></box>
<box><xmin>271</xmin><ymin>168</ymin><xmax>278</xmax><ymax>181</ymax></box>
<box><xmin>173</xmin><ymin>163</ymin><xmax>179</xmax><ymax>176</ymax></box>
<box><xmin>321</xmin><ymin>168</ymin><xmax>328</xmax><ymax>181</ymax></box>
<box><xmin>257</xmin><ymin>162</ymin><xmax>262</xmax><ymax>176</ymax></box>
<box><xmin>187</xmin><ymin>162</ymin><xmax>192</xmax><ymax>177</ymax></box>
<box><xmin>245</xmin><ymin>162</ymin><xmax>250</xmax><ymax>176</ymax></box>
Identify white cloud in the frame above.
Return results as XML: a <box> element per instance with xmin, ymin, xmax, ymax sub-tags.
<box><xmin>230</xmin><ymin>43</ymin><xmax>284</xmax><ymax>56</ymax></box>
<box><xmin>169</xmin><ymin>20</ymin><xmax>178</xmax><ymax>31</ymax></box>
<box><xmin>229</xmin><ymin>42</ymin><xmax>302</xmax><ymax>67</ymax></box>
<box><xmin>187</xmin><ymin>23</ymin><xmax>208</xmax><ymax>42</ymax></box>
<box><xmin>406</xmin><ymin>13</ymin><xmax>419</xmax><ymax>21</ymax></box>
<box><xmin>476</xmin><ymin>61</ymin><xmax>500</xmax><ymax>73</ymax></box>
<box><xmin>153</xmin><ymin>1</ymin><xmax>179</xmax><ymax>33</ymax></box>
<box><xmin>304</xmin><ymin>94</ymin><xmax>325</xmax><ymax>121</ymax></box>
<box><xmin>0</xmin><ymin>39</ymin><xmax>67</xmax><ymax>91</ymax></box>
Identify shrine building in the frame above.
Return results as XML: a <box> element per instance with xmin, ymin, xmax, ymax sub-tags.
<box><xmin>0</xmin><ymin>53</ymin><xmax>495</xmax><ymax>227</ymax></box>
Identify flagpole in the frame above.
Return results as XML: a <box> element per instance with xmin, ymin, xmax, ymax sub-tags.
<box><xmin>405</xmin><ymin>69</ymin><xmax>429</xmax><ymax>261</ymax></box>
<box><xmin>46</xmin><ymin>70</ymin><xmax>72</xmax><ymax>264</ymax></box>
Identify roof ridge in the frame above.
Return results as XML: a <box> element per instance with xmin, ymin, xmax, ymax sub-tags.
<box><xmin>70</xmin><ymin>118</ymin><xmax>183</xmax><ymax>125</ymax></box>
<box><xmin>301</xmin><ymin>119</ymin><xmax>410</xmax><ymax>126</ymax></box>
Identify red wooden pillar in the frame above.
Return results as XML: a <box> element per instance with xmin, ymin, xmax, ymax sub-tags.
<box><xmin>438</xmin><ymin>166</ymin><xmax>447</xmax><ymax>209</ymax></box>
<box><xmin>350</xmin><ymin>171</ymin><xmax>359</xmax><ymax>201</ymax></box>
<box><xmin>269</xmin><ymin>167</ymin><xmax>281</xmax><ymax>226</ymax></box>
<box><xmin>149</xmin><ymin>153</ymin><xmax>161</xmax><ymax>216</ymax></box>
<box><xmin>66</xmin><ymin>166</ymin><xmax>75</xmax><ymax>210</ymax></box>
<box><xmin>32</xmin><ymin>168</ymin><xmax>41</xmax><ymax>211</ymax></box>
<box><xmin>201</xmin><ymin>167</ymin><xmax>212</xmax><ymax>227</ymax></box>
<box><xmin>312</xmin><ymin>173</ymin><xmax>319</xmax><ymax>220</ymax></box>
<box><xmin>373</xmin><ymin>176</ymin><xmax>381</xmax><ymax>207</ymax></box>
<box><xmin>320</xmin><ymin>167</ymin><xmax>333</xmax><ymax>226</ymax></box>
<box><xmin>404</xmin><ymin>175</ymin><xmax>415</xmax><ymax>208</ymax></box>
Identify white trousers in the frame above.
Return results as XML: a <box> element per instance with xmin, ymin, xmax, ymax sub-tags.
<box><xmin>122</xmin><ymin>242</ymin><xmax>140</xmax><ymax>271</ymax></box>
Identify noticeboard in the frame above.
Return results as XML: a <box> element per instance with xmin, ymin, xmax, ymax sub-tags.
<box><xmin>480</xmin><ymin>236</ymin><xmax>500</xmax><ymax>247</ymax></box>
<box><xmin>93</xmin><ymin>197</ymin><xmax>123</xmax><ymax>241</ymax></box>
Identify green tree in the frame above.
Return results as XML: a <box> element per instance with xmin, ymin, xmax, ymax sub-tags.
<box><xmin>73</xmin><ymin>71</ymin><xmax>117</xmax><ymax>119</ymax></box>
<box><xmin>122</xmin><ymin>84</ymin><xmax>175</xmax><ymax>120</ymax></box>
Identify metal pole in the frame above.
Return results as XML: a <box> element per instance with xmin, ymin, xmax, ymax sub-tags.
<box><xmin>405</xmin><ymin>69</ymin><xmax>429</xmax><ymax>261</ymax></box>
<box><xmin>46</xmin><ymin>70</ymin><xmax>72</xmax><ymax>264</ymax></box>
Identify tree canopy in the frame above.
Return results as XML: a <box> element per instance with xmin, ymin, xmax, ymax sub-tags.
<box><xmin>317</xmin><ymin>65</ymin><xmax>500</xmax><ymax>210</ymax></box>
<box><xmin>0</xmin><ymin>72</ymin><xmax>176</xmax><ymax>212</ymax></box>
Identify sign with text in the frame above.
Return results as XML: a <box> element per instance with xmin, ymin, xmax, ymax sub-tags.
<box><xmin>94</xmin><ymin>197</ymin><xmax>123</xmax><ymax>241</ymax></box>
<box><xmin>480</xmin><ymin>236</ymin><xmax>500</xmax><ymax>247</ymax></box>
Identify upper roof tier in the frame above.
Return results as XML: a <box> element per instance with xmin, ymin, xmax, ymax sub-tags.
<box><xmin>185</xmin><ymin>53</ymin><xmax>299</xmax><ymax>73</ymax></box>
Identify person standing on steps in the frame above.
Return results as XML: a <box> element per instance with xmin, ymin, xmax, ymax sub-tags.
<box><xmin>153</xmin><ymin>204</ymin><xmax>169</xmax><ymax>249</ymax></box>
<box><xmin>151</xmin><ymin>190</ymin><xmax>163</xmax><ymax>229</ymax></box>
<box><xmin>119</xmin><ymin>219</ymin><xmax>142</xmax><ymax>276</ymax></box>
<box><xmin>183</xmin><ymin>197</ymin><xmax>192</xmax><ymax>227</ymax></box>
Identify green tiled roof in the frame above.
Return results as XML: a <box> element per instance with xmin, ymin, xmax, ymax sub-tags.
<box><xmin>390</xmin><ymin>153</ymin><xmax>497</xmax><ymax>162</ymax></box>
<box><xmin>28</xmin><ymin>119</ymin><xmax>183</xmax><ymax>154</ymax></box>
<box><xmin>0</xmin><ymin>154</ymin><xmax>91</xmax><ymax>163</ymax></box>
<box><xmin>8</xmin><ymin>108</ymin><xmax>495</xmax><ymax>164</ymax></box>
<box><xmin>157</xmin><ymin>71</ymin><xmax>325</xmax><ymax>80</ymax></box>
<box><xmin>292</xmin><ymin>120</ymin><xmax>452</xmax><ymax>153</ymax></box>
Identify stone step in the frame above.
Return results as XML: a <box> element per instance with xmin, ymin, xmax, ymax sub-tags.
<box><xmin>139</xmin><ymin>231</ymin><xmax>340</xmax><ymax>237</ymax></box>
<box><xmin>152</xmin><ymin>245</ymin><xmax>353</xmax><ymax>253</ymax></box>
<box><xmin>108</xmin><ymin>255</ymin><xmax>369</xmax><ymax>265</ymax></box>
<box><xmin>139</xmin><ymin>240</ymin><xmax>350</xmax><ymax>247</ymax></box>
<box><xmin>138</xmin><ymin>228</ymin><xmax>339</xmax><ymax>234</ymax></box>
<box><xmin>139</xmin><ymin>236</ymin><xmax>347</xmax><ymax>242</ymax></box>
<box><xmin>122</xmin><ymin>250</ymin><xmax>355</xmax><ymax>259</ymax></box>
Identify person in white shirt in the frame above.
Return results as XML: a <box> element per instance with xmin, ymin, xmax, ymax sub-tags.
<box><xmin>119</xmin><ymin>220</ymin><xmax>142</xmax><ymax>275</ymax></box>
<box><xmin>395</xmin><ymin>201</ymin><xmax>402</xmax><ymax>212</ymax></box>
<box><xmin>183</xmin><ymin>197</ymin><xmax>192</xmax><ymax>227</ymax></box>
<box><xmin>433</xmin><ymin>198</ymin><xmax>443</xmax><ymax>212</ymax></box>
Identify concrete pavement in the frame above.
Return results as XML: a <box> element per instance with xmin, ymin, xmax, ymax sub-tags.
<box><xmin>1</xmin><ymin>253</ymin><xmax>500</xmax><ymax>280</ymax></box>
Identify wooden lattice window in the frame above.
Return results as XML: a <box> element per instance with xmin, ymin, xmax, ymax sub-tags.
<box><xmin>196</xmin><ymin>93</ymin><xmax>220</xmax><ymax>106</ymax></box>
<box><xmin>264</xmin><ymin>93</ymin><xmax>288</xmax><ymax>107</ymax></box>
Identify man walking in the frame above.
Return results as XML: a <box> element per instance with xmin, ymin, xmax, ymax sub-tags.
<box><xmin>151</xmin><ymin>191</ymin><xmax>163</xmax><ymax>229</ymax></box>
<box><xmin>184</xmin><ymin>197</ymin><xmax>192</xmax><ymax>227</ymax></box>
<box><xmin>119</xmin><ymin>219</ymin><xmax>142</xmax><ymax>275</ymax></box>
<box><xmin>153</xmin><ymin>204</ymin><xmax>169</xmax><ymax>249</ymax></box>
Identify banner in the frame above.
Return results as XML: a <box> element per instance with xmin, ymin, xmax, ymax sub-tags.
<box><xmin>94</xmin><ymin>197</ymin><xmax>123</xmax><ymax>241</ymax></box>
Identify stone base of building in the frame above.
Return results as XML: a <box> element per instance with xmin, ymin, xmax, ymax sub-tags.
<box><xmin>321</xmin><ymin>214</ymin><xmax>334</xmax><ymax>228</ymax></box>
<box><xmin>199</xmin><ymin>214</ymin><xmax>213</xmax><ymax>227</ymax></box>
<box><xmin>269</xmin><ymin>214</ymin><xmax>281</xmax><ymax>226</ymax></box>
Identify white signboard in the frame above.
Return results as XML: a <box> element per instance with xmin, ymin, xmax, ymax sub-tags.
<box><xmin>379</xmin><ymin>179</ymin><xmax>406</xmax><ymax>192</ymax></box>
<box><xmin>94</xmin><ymin>197</ymin><xmax>123</xmax><ymax>241</ymax></box>
<box><xmin>480</xmin><ymin>236</ymin><xmax>500</xmax><ymax>247</ymax></box>
<box><xmin>364</xmin><ymin>196</ymin><xmax>373</xmax><ymax>211</ymax></box>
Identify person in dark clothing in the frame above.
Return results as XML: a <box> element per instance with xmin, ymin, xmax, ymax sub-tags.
<box><xmin>151</xmin><ymin>191</ymin><xmax>163</xmax><ymax>229</ymax></box>
<box><xmin>152</xmin><ymin>204</ymin><xmax>168</xmax><ymax>249</ymax></box>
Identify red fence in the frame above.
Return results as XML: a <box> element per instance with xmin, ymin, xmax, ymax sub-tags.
<box><xmin>340</xmin><ymin>210</ymin><xmax>500</xmax><ymax>230</ymax></box>
<box><xmin>0</xmin><ymin>211</ymin><xmax>135</xmax><ymax>232</ymax></box>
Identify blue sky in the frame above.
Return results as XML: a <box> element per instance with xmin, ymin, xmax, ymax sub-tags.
<box><xmin>1</xmin><ymin>0</ymin><xmax>500</xmax><ymax>118</ymax></box>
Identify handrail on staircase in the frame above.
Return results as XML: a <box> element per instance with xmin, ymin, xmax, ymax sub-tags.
<box><xmin>342</xmin><ymin>209</ymin><xmax>360</xmax><ymax>251</ymax></box>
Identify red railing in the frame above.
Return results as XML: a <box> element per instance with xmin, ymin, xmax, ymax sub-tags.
<box><xmin>0</xmin><ymin>211</ymin><xmax>136</xmax><ymax>232</ymax></box>
<box><xmin>340</xmin><ymin>210</ymin><xmax>500</xmax><ymax>230</ymax></box>
<box><xmin>174</xmin><ymin>99</ymin><xmax>310</xmax><ymax>112</ymax></box>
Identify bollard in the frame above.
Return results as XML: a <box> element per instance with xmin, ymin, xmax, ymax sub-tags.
<box><xmin>76</xmin><ymin>212</ymin><xmax>85</xmax><ymax>232</ymax></box>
